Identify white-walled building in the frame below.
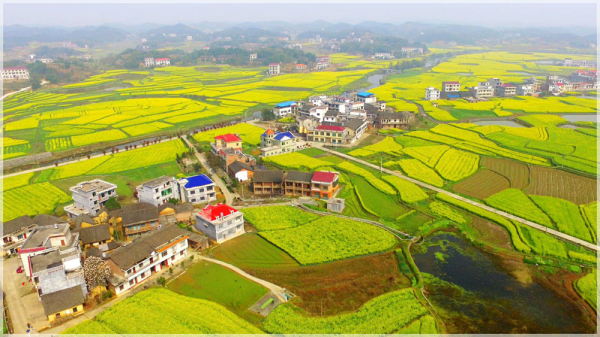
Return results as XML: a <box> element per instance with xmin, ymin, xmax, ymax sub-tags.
<box><xmin>64</xmin><ymin>180</ymin><xmax>118</xmax><ymax>219</ymax></box>
<box><xmin>442</xmin><ymin>81</ymin><xmax>461</xmax><ymax>92</ymax></box>
<box><xmin>194</xmin><ymin>204</ymin><xmax>244</xmax><ymax>243</ymax></box>
<box><xmin>425</xmin><ymin>87</ymin><xmax>441</xmax><ymax>100</ymax></box>
<box><xmin>356</xmin><ymin>92</ymin><xmax>377</xmax><ymax>104</ymax></box>
<box><xmin>136</xmin><ymin>176</ymin><xmax>179</xmax><ymax>206</ymax></box>
<box><xmin>2</xmin><ymin>66</ymin><xmax>30</xmax><ymax>80</ymax></box>
<box><xmin>177</xmin><ymin>174</ymin><xmax>216</xmax><ymax>204</ymax></box>
<box><xmin>249</xmin><ymin>53</ymin><xmax>257</xmax><ymax>61</ymax></box>
<box><xmin>155</xmin><ymin>58</ymin><xmax>170</xmax><ymax>66</ymax></box>
<box><xmin>273</xmin><ymin>101</ymin><xmax>297</xmax><ymax>117</ymax></box>
<box><xmin>268</xmin><ymin>63</ymin><xmax>280</xmax><ymax>75</ymax></box>
<box><xmin>144</xmin><ymin>58</ymin><xmax>155</xmax><ymax>67</ymax></box>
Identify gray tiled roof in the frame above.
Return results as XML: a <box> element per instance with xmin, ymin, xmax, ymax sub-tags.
<box><xmin>41</xmin><ymin>286</ymin><xmax>85</xmax><ymax>316</ymax></box>
<box><xmin>345</xmin><ymin>119</ymin><xmax>367</xmax><ymax>131</ymax></box>
<box><xmin>285</xmin><ymin>170</ymin><xmax>313</xmax><ymax>183</ymax></box>
<box><xmin>32</xmin><ymin>214</ymin><xmax>67</xmax><ymax>227</ymax></box>
<box><xmin>229</xmin><ymin>161</ymin><xmax>253</xmax><ymax>174</ymax></box>
<box><xmin>80</xmin><ymin>225</ymin><xmax>111</xmax><ymax>245</ymax></box>
<box><xmin>3</xmin><ymin>215</ymin><xmax>34</xmax><ymax>236</ymax></box>
<box><xmin>121</xmin><ymin>207</ymin><xmax>159</xmax><ymax>226</ymax></box>
<box><xmin>253</xmin><ymin>170</ymin><xmax>284</xmax><ymax>183</ymax></box>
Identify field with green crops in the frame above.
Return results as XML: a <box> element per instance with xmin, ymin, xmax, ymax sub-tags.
<box><xmin>259</xmin><ymin>216</ymin><xmax>397</xmax><ymax>265</ymax></box>
<box><xmin>574</xmin><ymin>271</ymin><xmax>597</xmax><ymax>311</ymax></box>
<box><xmin>242</xmin><ymin>206</ymin><xmax>320</xmax><ymax>231</ymax></box>
<box><xmin>61</xmin><ymin>288</ymin><xmax>263</xmax><ymax>334</ymax></box>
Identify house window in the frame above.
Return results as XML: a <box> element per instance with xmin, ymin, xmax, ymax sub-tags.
<box><xmin>129</xmin><ymin>280</ymin><xmax>134</xmax><ymax>286</ymax></box>
<box><xmin>162</xmin><ymin>251</ymin><xmax>167</xmax><ymax>257</ymax></box>
<box><xmin>119</xmin><ymin>285</ymin><xmax>124</xmax><ymax>291</ymax></box>
<box><xmin>139</xmin><ymin>262</ymin><xmax>143</xmax><ymax>268</ymax></box>
<box><xmin>73</xmin><ymin>307</ymin><xmax>78</xmax><ymax>313</ymax></box>
<box><xmin>56</xmin><ymin>312</ymin><xmax>61</xmax><ymax>318</ymax></box>
<box><xmin>180</xmin><ymin>251</ymin><xmax>184</xmax><ymax>256</ymax></box>
<box><xmin>140</xmin><ymin>272</ymin><xmax>146</xmax><ymax>278</ymax></box>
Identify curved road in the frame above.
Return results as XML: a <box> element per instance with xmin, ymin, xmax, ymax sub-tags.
<box><xmin>198</xmin><ymin>256</ymin><xmax>288</xmax><ymax>302</ymax></box>
<box><xmin>318</xmin><ymin>146</ymin><xmax>600</xmax><ymax>252</ymax></box>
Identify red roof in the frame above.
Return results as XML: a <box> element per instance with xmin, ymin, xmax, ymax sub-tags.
<box><xmin>312</xmin><ymin>171</ymin><xmax>338</xmax><ymax>183</ymax></box>
<box><xmin>555</xmin><ymin>82</ymin><xmax>564</xmax><ymax>86</ymax></box>
<box><xmin>3</xmin><ymin>66</ymin><xmax>27</xmax><ymax>71</ymax></box>
<box><xmin>296</xmin><ymin>64</ymin><xmax>306</xmax><ymax>67</ymax></box>
<box><xmin>443</xmin><ymin>81</ymin><xmax>460</xmax><ymax>85</ymax></box>
<box><xmin>499</xmin><ymin>83</ymin><xmax>515</xmax><ymax>88</ymax></box>
<box><xmin>155</xmin><ymin>58</ymin><xmax>169</xmax><ymax>61</ymax></box>
<box><xmin>316</xmin><ymin>125</ymin><xmax>346</xmax><ymax>132</ymax></box>
<box><xmin>198</xmin><ymin>204</ymin><xmax>239</xmax><ymax>222</ymax></box>
<box><xmin>215</xmin><ymin>133</ymin><xmax>242</xmax><ymax>142</ymax></box>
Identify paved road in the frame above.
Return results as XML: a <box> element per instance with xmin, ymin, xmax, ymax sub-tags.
<box><xmin>318</xmin><ymin>146</ymin><xmax>600</xmax><ymax>252</ymax></box>
<box><xmin>181</xmin><ymin>136</ymin><xmax>238</xmax><ymax>205</ymax></box>
<box><xmin>198</xmin><ymin>256</ymin><xmax>288</xmax><ymax>302</ymax></box>
<box><xmin>3</xmin><ymin>258</ymin><xmax>36</xmax><ymax>334</ymax></box>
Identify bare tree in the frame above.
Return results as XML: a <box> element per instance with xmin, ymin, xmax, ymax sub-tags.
<box><xmin>83</xmin><ymin>256</ymin><xmax>111</xmax><ymax>291</ymax></box>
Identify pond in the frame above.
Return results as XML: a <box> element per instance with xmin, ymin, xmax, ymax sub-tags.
<box><xmin>413</xmin><ymin>233</ymin><xmax>596</xmax><ymax>334</ymax></box>
<box><xmin>561</xmin><ymin>114</ymin><xmax>598</xmax><ymax>123</ymax></box>
<box><xmin>473</xmin><ymin>120</ymin><xmax>524</xmax><ymax>128</ymax></box>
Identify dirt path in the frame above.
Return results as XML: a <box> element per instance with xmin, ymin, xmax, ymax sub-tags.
<box><xmin>317</xmin><ymin>146</ymin><xmax>599</xmax><ymax>252</ymax></box>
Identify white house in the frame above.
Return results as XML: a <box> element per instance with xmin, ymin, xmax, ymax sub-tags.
<box><xmin>155</xmin><ymin>58</ymin><xmax>170</xmax><ymax>66</ymax></box>
<box><xmin>268</xmin><ymin>63</ymin><xmax>280</xmax><ymax>75</ymax></box>
<box><xmin>2</xmin><ymin>66</ymin><xmax>30</xmax><ymax>80</ymax></box>
<box><xmin>194</xmin><ymin>204</ymin><xmax>244</xmax><ymax>243</ymax></box>
<box><xmin>177</xmin><ymin>174</ymin><xmax>217</xmax><ymax>204</ymax></box>
<box><xmin>64</xmin><ymin>180</ymin><xmax>118</xmax><ymax>219</ymax></box>
<box><xmin>2</xmin><ymin>216</ymin><xmax>37</xmax><ymax>256</ymax></box>
<box><xmin>39</xmin><ymin>58</ymin><xmax>53</xmax><ymax>64</ymax></box>
<box><xmin>249</xmin><ymin>53</ymin><xmax>257</xmax><ymax>61</ymax></box>
<box><xmin>273</xmin><ymin>101</ymin><xmax>297</xmax><ymax>117</ymax></box>
<box><xmin>425</xmin><ymin>87</ymin><xmax>441</xmax><ymax>100</ymax></box>
<box><xmin>144</xmin><ymin>58</ymin><xmax>155</xmax><ymax>67</ymax></box>
<box><xmin>136</xmin><ymin>176</ymin><xmax>179</xmax><ymax>207</ymax></box>
<box><xmin>356</xmin><ymin>92</ymin><xmax>377</xmax><ymax>104</ymax></box>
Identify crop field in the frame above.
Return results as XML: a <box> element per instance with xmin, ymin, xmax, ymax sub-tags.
<box><xmin>167</xmin><ymin>261</ymin><xmax>268</xmax><ymax>314</ymax></box>
<box><xmin>2</xmin><ymin>172</ymin><xmax>35</xmax><ymax>191</ymax></box>
<box><xmin>192</xmin><ymin>123</ymin><xmax>265</xmax><ymax>145</ymax></box>
<box><xmin>402</xmin><ymin>145</ymin><xmax>450</xmax><ymax>167</ymax></box>
<box><xmin>486</xmin><ymin>189</ymin><xmax>554</xmax><ymax>228</ymax></box>
<box><xmin>347</xmin><ymin>137</ymin><xmax>403</xmax><ymax>157</ymax></box>
<box><xmin>434</xmin><ymin>148</ymin><xmax>479</xmax><ymax>182</ymax></box>
<box><xmin>242</xmin><ymin>206</ymin><xmax>320</xmax><ymax>231</ymax></box>
<box><xmin>396</xmin><ymin>315</ymin><xmax>437</xmax><ymax>334</ymax></box>
<box><xmin>397</xmin><ymin>159</ymin><xmax>445</xmax><ymax>187</ymax></box>
<box><xmin>259</xmin><ymin>216</ymin><xmax>397</xmax><ymax>265</ymax></box>
<box><xmin>517</xmin><ymin>114</ymin><xmax>568</xmax><ymax>127</ymax></box>
<box><xmin>3</xmin><ymin>182</ymin><xmax>73</xmax><ymax>222</ymax></box>
<box><xmin>381</xmin><ymin>175</ymin><xmax>429</xmax><ymax>203</ymax></box>
<box><xmin>580</xmin><ymin>201</ymin><xmax>597</xmax><ymax>243</ymax></box>
<box><xmin>211</xmin><ymin>234</ymin><xmax>300</xmax><ymax>269</ymax></box>
<box><xmin>524</xmin><ymin>166</ymin><xmax>597</xmax><ymax>205</ymax></box>
<box><xmin>351</xmin><ymin>176</ymin><xmax>410</xmax><ymax>220</ymax></box>
<box><xmin>429</xmin><ymin>201</ymin><xmax>467</xmax><ymax>224</ymax></box>
<box><xmin>481</xmin><ymin>157</ymin><xmax>530</xmax><ymax>189</ymax></box>
<box><xmin>264</xmin><ymin>152</ymin><xmax>329</xmax><ymax>170</ymax></box>
<box><xmin>530</xmin><ymin>196</ymin><xmax>595</xmax><ymax>243</ymax></box>
<box><xmin>451</xmin><ymin>169</ymin><xmax>510</xmax><ymax>200</ymax></box>
<box><xmin>574</xmin><ymin>271</ymin><xmax>598</xmax><ymax>311</ymax></box>
<box><xmin>61</xmin><ymin>288</ymin><xmax>263</xmax><ymax>334</ymax></box>
<box><xmin>335</xmin><ymin>162</ymin><xmax>396</xmax><ymax>194</ymax></box>
<box><xmin>262</xmin><ymin>289</ymin><xmax>430</xmax><ymax>334</ymax></box>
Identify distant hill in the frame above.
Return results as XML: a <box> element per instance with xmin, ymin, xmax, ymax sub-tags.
<box><xmin>144</xmin><ymin>23</ymin><xmax>200</xmax><ymax>37</ymax></box>
<box><xmin>4</xmin><ymin>24</ymin><xmax>128</xmax><ymax>49</ymax></box>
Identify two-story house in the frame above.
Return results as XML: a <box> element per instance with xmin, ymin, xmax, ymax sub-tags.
<box><xmin>307</xmin><ymin>125</ymin><xmax>347</xmax><ymax>144</ymax></box>
<box><xmin>177</xmin><ymin>174</ymin><xmax>217</xmax><ymax>204</ymax></box>
<box><xmin>211</xmin><ymin>133</ymin><xmax>242</xmax><ymax>155</ymax></box>
<box><xmin>64</xmin><ymin>180</ymin><xmax>118</xmax><ymax>219</ymax></box>
<box><xmin>376</xmin><ymin>111</ymin><xmax>413</xmax><ymax>129</ymax></box>
<box><xmin>121</xmin><ymin>205</ymin><xmax>161</xmax><ymax>240</ymax></box>
<box><xmin>425</xmin><ymin>87</ymin><xmax>441</xmax><ymax>100</ymax></box>
<box><xmin>284</xmin><ymin>171</ymin><xmax>313</xmax><ymax>197</ymax></box>
<box><xmin>79</xmin><ymin>224</ymin><xmax>112</xmax><ymax>249</ymax></box>
<box><xmin>218</xmin><ymin>148</ymin><xmax>255</xmax><ymax>172</ymax></box>
<box><xmin>344</xmin><ymin>119</ymin><xmax>369</xmax><ymax>143</ymax></box>
<box><xmin>2</xmin><ymin>215</ymin><xmax>36</xmax><ymax>255</ymax></box>
<box><xmin>194</xmin><ymin>204</ymin><xmax>244</xmax><ymax>243</ymax></box>
<box><xmin>30</xmin><ymin>248</ymin><xmax>86</xmax><ymax>298</ymax></box>
<box><xmin>260</xmin><ymin>129</ymin><xmax>298</xmax><ymax>157</ymax></box>
<box><xmin>311</xmin><ymin>171</ymin><xmax>340</xmax><ymax>199</ymax></box>
<box><xmin>273</xmin><ymin>101</ymin><xmax>297</xmax><ymax>117</ymax></box>
<box><xmin>106</xmin><ymin>225</ymin><xmax>189</xmax><ymax>296</ymax></box>
<box><xmin>136</xmin><ymin>176</ymin><xmax>179</xmax><ymax>206</ymax></box>
<box><xmin>442</xmin><ymin>81</ymin><xmax>461</xmax><ymax>92</ymax></box>
<box><xmin>496</xmin><ymin>83</ymin><xmax>517</xmax><ymax>97</ymax></box>
<box><xmin>252</xmin><ymin>170</ymin><xmax>285</xmax><ymax>195</ymax></box>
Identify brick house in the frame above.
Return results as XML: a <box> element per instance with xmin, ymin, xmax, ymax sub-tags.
<box><xmin>284</xmin><ymin>171</ymin><xmax>313</xmax><ymax>197</ymax></box>
<box><xmin>311</xmin><ymin>171</ymin><xmax>340</xmax><ymax>199</ymax></box>
<box><xmin>121</xmin><ymin>205</ymin><xmax>162</xmax><ymax>240</ymax></box>
<box><xmin>252</xmin><ymin>170</ymin><xmax>284</xmax><ymax>195</ymax></box>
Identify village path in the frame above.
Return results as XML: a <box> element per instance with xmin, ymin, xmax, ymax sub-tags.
<box><xmin>316</xmin><ymin>146</ymin><xmax>600</xmax><ymax>252</ymax></box>
<box><xmin>197</xmin><ymin>256</ymin><xmax>288</xmax><ymax>303</ymax></box>
<box><xmin>1</xmin><ymin>81</ymin><xmax>48</xmax><ymax>101</ymax></box>
<box><xmin>181</xmin><ymin>136</ymin><xmax>239</xmax><ymax>205</ymax></box>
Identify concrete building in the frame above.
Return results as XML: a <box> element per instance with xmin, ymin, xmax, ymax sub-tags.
<box><xmin>268</xmin><ymin>63</ymin><xmax>281</xmax><ymax>75</ymax></box>
<box><xmin>344</xmin><ymin>119</ymin><xmax>369</xmax><ymax>143</ymax></box>
<box><xmin>284</xmin><ymin>171</ymin><xmax>313</xmax><ymax>197</ymax></box>
<box><xmin>106</xmin><ymin>225</ymin><xmax>190</xmax><ymax>296</ymax></box>
<box><xmin>228</xmin><ymin>161</ymin><xmax>254</xmax><ymax>182</ymax></box>
<box><xmin>355</xmin><ymin>92</ymin><xmax>377</xmax><ymax>104</ymax></box>
<box><xmin>376</xmin><ymin>111</ymin><xmax>413</xmax><ymax>129</ymax></box>
<box><xmin>195</xmin><ymin>204</ymin><xmax>244</xmax><ymax>243</ymax></box>
<box><xmin>524</xmin><ymin>77</ymin><xmax>542</xmax><ymax>91</ymax></box>
<box><xmin>249</xmin><ymin>53</ymin><xmax>257</xmax><ymax>61</ymax></box>
<box><xmin>260</xmin><ymin>129</ymin><xmax>298</xmax><ymax>157</ymax></box>
<box><xmin>136</xmin><ymin>176</ymin><xmax>179</xmax><ymax>206</ymax></box>
<box><xmin>252</xmin><ymin>170</ymin><xmax>285</xmax><ymax>195</ymax></box>
<box><xmin>30</xmin><ymin>248</ymin><xmax>86</xmax><ymax>299</ymax></box>
<box><xmin>307</xmin><ymin>125</ymin><xmax>347</xmax><ymax>144</ymax></box>
<box><xmin>374</xmin><ymin>53</ymin><xmax>394</xmax><ymax>59</ymax></box>
<box><xmin>496</xmin><ymin>83</ymin><xmax>516</xmax><ymax>97</ymax></box>
<box><xmin>487</xmin><ymin>78</ymin><xmax>503</xmax><ymax>89</ymax></box>
<box><xmin>64</xmin><ymin>180</ymin><xmax>118</xmax><ymax>219</ymax></box>
<box><xmin>218</xmin><ymin>148</ymin><xmax>255</xmax><ymax>172</ymax></box>
<box><xmin>2</xmin><ymin>215</ymin><xmax>37</xmax><ymax>256</ymax></box>
<box><xmin>177</xmin><ymin>174</ymin><xmax>217</xmax><ymax>204</ymax></box>
<box><xmin>327</xmin><ymin>198</ymin><xmax>346</xmax><ymax>213</ymax></box>
<box><xmin>273</xmin><ymin>101</ymin><xmax>297</xmax><ymax>117</ymax></box>
<box><xmin>2</xmin><ymin>66</ymin><xmax>30</xmax><ymax>80</ymax></box>
<box><xmin>211</xmin><ymin>133</ymin><xmax>242</xmax><ymax>155</ymax></box>
<box><xmin>469</xmin><ymin>82</ymin><xmax>495</xmax><ymax>99</ymax></box>
<box><xmin>425</xmin><ymin>87</ymin><xmax>441</xmax><ymax>100</ymax></box>
<box><xmin>144</xmin><ymin>58</ymin><xmax>155</xmax><ymax>67</ymax></box>
<box><xmin>295</xmin><ymin>63</ymin><xmax>307</xmax><ymax>71</ymax></box>
<box><xmin>516</xmin><ymin>84</ymin><xmax>535</xmax><ymax>96</ymax></box>
<box><xmin>442</xmin><ymin>81</ymin><xmax>461</xmax><ymax>92</ymax></box>
<box><xmin>311</xmin><ymin>171</ymin><xmax>340</xmax><ymax>199</ymax></box>
<box><xmin>155</xmin><ymin>58</ymin><xmax>170</xmax><ymax>66</ymax></box>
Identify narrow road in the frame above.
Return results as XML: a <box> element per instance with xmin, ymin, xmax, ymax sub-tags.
<box><xmin>2</xmin><ymin>258</ymin><xmax>33</xmax><ymax>334</ymax></box>
<box><xmin>2</xmin><ymin>86</ymin><xmax>30</xmax><ymax>100</ymax></box>
<box><xmin>181</xmin><ymin>136</ymin><xmax>238</xmax><ymax>205</ymax></box>
<box><xmin>198</xmin><ymin>256</ymin><xmax>288</xmax><ymax>302</ymax></box>
<box><xmin>297</xmin><ymin>204</ymin><xmax>413</xmax><ymax>240</ymax></box>
<box><xmin>318</xmin><ymin>146</ymin><xmax>600</xmax><ymax>252</ymax></box>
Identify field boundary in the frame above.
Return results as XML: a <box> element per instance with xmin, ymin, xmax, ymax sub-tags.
<box><xmin>317</xmin><ymin>146</ymin><xmax>600</xmax><ymax>252</ymax></box>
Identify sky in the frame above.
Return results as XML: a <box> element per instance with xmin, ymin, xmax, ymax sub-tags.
<box><xmin>3</xmin><ymin>2</ymin><xmax>597</xmax><ymax>29</ymax></box>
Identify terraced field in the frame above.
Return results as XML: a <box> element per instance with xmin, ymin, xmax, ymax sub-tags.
<box><xmin>524</xmin><ymin>166</ymin><xmax>597</xmax><ymax>205</ymax></box>
<box><xmin>451</xmin><ymin>169</ymin><xmax>510</xmax><ymax>200</ymax></box>
<box><xmin>481</xmin><ymin>157</ymin><xmax>530</xmax><ymax>189</ymax></box>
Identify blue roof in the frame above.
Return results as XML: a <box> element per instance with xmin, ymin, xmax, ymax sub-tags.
<box><xmin>448</xmin><ymin>94</ymin><xmax>460</xmax><ymax>98</ymax></box>
<box><xmin>183</xmin><ymin>174</ymin><xmax>213</xmax><ymax>188</ymax></box>
<box><xmin>276</xmin><ymin>101</ymin><xmax>296</xmax><ymax>108</ymax></box>
<box><xmin>274</xmin><ymin>131</ymin><xmax>295</xmax><ymax>141</ymax></box>
<box><xmin>357</xmin><ymin>92</ymin><xmax>374</xmax><ymax>98</ymax></box>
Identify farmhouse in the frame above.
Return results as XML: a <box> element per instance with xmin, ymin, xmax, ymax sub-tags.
<box><xmin>317</xmin><ymin>55</ymin><xmax>331</xmax><ymax>67</ymax></box>
<box><xmin>136</xmin><ymin>176</ymin><xmax>180</xmax><ymax>206</ymax></box>
<box><xmin>442</xmin><ymin>81</ymin><xmax>461</xmax><ymax>92</ymax></box>
<box><xmin>1</xmin><ymin>66</ymin><xmax>30</xmax><ymax>80</ymax></box>
<box><xmin>218</xmin><ymin>147</ymin><xmax>256</xmax><ymax>172</ymax></box>
<box><xmin>295</xmin><ymin>63</ymin><xmax>307</xmax><ymax>71</ymax></box>
<box><xmin>374</xmin><ymin>53</ymin><xmax>394</xmax><ymax>59</ymax></box>
<box><xmin>469</xmin><ymin>82</ymin><xmax>495</xmax><ymax>99</ymax></box>
<box><xmin>311</xmin><ymin>171</ymin><xmax>340</xmax><ymax>199</ymax></box>
<box><xmin>344</xmin><ymin>119</ymin><xmax>369</xmax><ymax>143</ymax></box>
<box><xmin>30</xmin><ymin>248</ymin><xmax>86</xmax><ymax>299</ymax></box>
<box><xmin>253</xmin><ymin>170</ymin><xmax>285</xmax><ymax>195</ymax></box>
<box><xmin>158</xmin><ymin>202</ymin><xmax>195</xmax><ymax>223</ymax></box>
<box><xmin>194</xmin><ymin>204</ymin><xmax>245</xmax><ymax>243</ymax></box>
<box><xmin>79</xmin><ymin>224</ymin><xmax>112</xmax><ymax>249</ymax></box>
<box><xmin>121</xmin><ymin>205</ymin><xmax>162</xmax><ymax>240</ymax></box>
<box><xmin>249</xmin><ymin>53</ymin><xmax>257</xmax><ymax>61</ymax></box>
<box><xmin>496</xmin><ymin>83</ymin><xmax>516</xmax><ymax>97</ymax></box>
<box><xmin>273</xmin><ymin>101</ymin><xmax>297</xmax><ymax>117</ymax></box>
<box><xmin>375</xmin><ymin>111</ymin><xmax>413</xmax><ymax>129</ymax></box>
<box><xmin>516</xmin><ymin>84</ymin><xmax>535</xmax><ymax>96</ymax></box>
<box><xmin>41</xmin><ymin>286</ymin><xmax>85</xmax><ymax>323</ymax></box>
<box><xmin>64</xmin><ymin>179</ymin><xmax>118</xmax><ymax>219</ymax></box>
<box><xmin>425</xmin><ymin>87</ymin><xmax>440</xmax><ymax>100</ymax></box>
<box><xmin>155</xmin><ymin>58</ymin><xmax>170</xmax><ymax>66</ymax></box>
<box><xmin>269</xmin><ymin>63</ymin><xmax>281</xmax><ymax>75</ymax></box>
<box><xmin>144</xmin><ymin>57</ymin><xmax>155</xmax><ymax>67</ymax></box>
<box><xmin>260</xmin><ymin>129</ymin><xmax>298</xmax><ymax>157</ymax></box>
<box><xmin>355</xmin><ymin>91</ymin><xmax>377</xmax><ymax>104</ymax></box>
<box><xmin>228</xmin><ymin>161</ymin><xmax>254</xmax><ymax>182</ymax></box>
<box><xmin>2</xmin><ymin>215</ymin><xmax>37</xmax><ymax>256</ymax></box>
<box><xmin>284</xmin><ymin>171</ymin><xmax>313</xmax><ymax>197</ymax></box>
<box><xmin>177</xmin><ymin>174</ymin><xmax>217</xmax><ymax>204</ymax></box>
<box><xmin>106</xmin><ymin>225</ymin><xmax>190</xmax><ymax>296</ymax></box>
<box><xmin>307</xmin><ymin>125</ymin><xmax>347</xmax><ymax>144</ymax></box>
<box><xmin>211</xmin><ymin>133</ymin><xmax>242</xmax><ymax>155</ymax></box>
<box><xmin>524</xmin><ymin>77</ymin><xmax>542</xmax><ymax>91</ymax></box>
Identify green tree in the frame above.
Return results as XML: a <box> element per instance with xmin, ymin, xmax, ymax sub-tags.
<box><xmin>261</xmin><ymin>108</ymin><xmax>276</xmax><ymax>121</ymax></box>
<box><xmin>167</xmin><ymin>198</ymin><xmax>179</xmax><ymax>205</ymax></box>
<box><xmin>157</xmin><ymin>277</ymin><xmax>166</xmax><ymax>287</ymax></box>
<box><xmin>104</xmin><ymin>197</ymin><xmax>121</xmax><ymax>211</ymax></box>
<box><xmin>29</xmin><ymin>75</ymin><xmax>42</xmax><ymax>90</ymax></box>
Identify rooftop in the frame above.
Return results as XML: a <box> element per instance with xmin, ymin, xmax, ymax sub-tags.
<box><xmin>155</xmin><ymin>58</ymin><xmax>169</xmax><ymax>61</ymax></box>
<box><xmin>20</xmin><ymin>224</ymin><xmax>71</xmax><ymax>250</ymax></box>
<box><xmin>3</xmin><ymin>215</ymin><xmax>35</xmax><ymax>236</ymax></box>
<box><xmin>312</xmin><ymin>171</ymin><xmax>338</xmax><ymax>184</ymax></box>
<box><xmin>275</xmin><ymin>101</ymin><xmax>297</xmax><ymax>108</ymax></box>
<box><xmin>274</xmin><ymin>131</ymin><xmax>295</xmax><ymax>141</ymax></box>
<box><xmin>41</xmin><ymin>286</ymin><xmax>85</xmax><ymax>316</ymax></box>
<box><xmin>253</xmin><ymin>169</ymin><xmax>284</xmax><ymax>183</ymax></box>
<box><xmin>121</xmin><ymin>207</ymin><xmax>159</xmax><ymax>226</ymax></box>
<box><xmin>228</xmin><ymin>161</ymin><xmax>253</xmax><ymax>174</ymax></box>
<box><xmin>80</xmin><ymin>225</ymin><xmax>112</xmax><ymax>245</ymax></box>
<box><xmin>198</xmin><ymin>204</ymin><xmax>239</xmax><ymax>222</ymax></box>
<box><xmin>3</xmin><ymin>66</ymin><xmax>28</xmax><ymax>71</ymax></box>
<box><xmin>30</xmin><ymin>249</ymin><xmax>78</xmax><ymax>274</ymax></box>
<box><xmin>285</xmin><ymin>170</ymin><xmax>313</xmax><ymax>183</ymax></box>
<box><xmin>181</xmin><ymin>174</ymin><xmax>214</xmax><ymax>189</ymax></box>
<box><xmin>443</xmin><ymin>81</ymin><xmax>460</xmax><ymax>85</ymax></box>
<box><xmin>214</xmin><ymin>133</ymin><xmax>242</xmax><ymax>143</ymax></box>
<box><xmin>356</xmin><ymin>92</ymin><xmax>374</xmax><ymax>98</ymax></box>
<box><xmin>316</xmin><ymin>125</ymin><xmax>346</xmax><ymax>132</ymax></box>
<box><xmin>70</xmin><ymin>179</ymin><xmax>116</xmax><ymax>194</ymax></box>
<box><xmin>141</xmin><ymin>176</ymin><xmax>175</xmax><ymax>188</ymax></box>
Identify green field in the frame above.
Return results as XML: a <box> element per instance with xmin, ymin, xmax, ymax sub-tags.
<box><xmin>61</xmin><ymin>288</ymin><xmax>262</xmax><ymax>334</ymax></box>
<box><xmin>211</xmin><ymin>234</ymin><xmax>300</xmax><ymax>269</ymax></box>
<box><xmin>242</xmin><ymin>206</ymin><xmax>320</xmax><ymax>231</ymax></box>
<box><xmin>574</xmin><ymin>270</ymin><xmax>597</xmax><ymax>311</ymax></box>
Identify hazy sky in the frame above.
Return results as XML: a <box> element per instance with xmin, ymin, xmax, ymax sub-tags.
<box><xmin>3</xmin><ymin>3</ymin><xmax>597</xmax><ymax>28</ymax></box>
